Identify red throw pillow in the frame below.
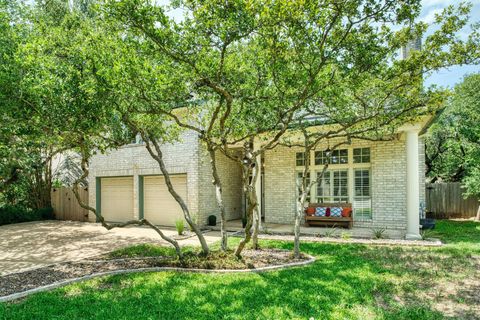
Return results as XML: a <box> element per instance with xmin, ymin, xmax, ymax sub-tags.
<box><xmin>342</xmin><ymin>207</ymin><xmax>352</xmax><ymax>217</ymax></box>
<box><xmin>325</xmin><ymin>207</ymin><xmax>331</xmax><ymax>217</ymax></box>
<box><xmin>306</xmin><ymin>207</ymin><xmax>315</xmax><ymax>216</ymax></box>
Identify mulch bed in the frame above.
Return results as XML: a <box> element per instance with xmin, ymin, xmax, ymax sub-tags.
<box><xmin>0</xmin><ymin>249</ymin><xmax>308</xmax><ymax>298</ymax></box>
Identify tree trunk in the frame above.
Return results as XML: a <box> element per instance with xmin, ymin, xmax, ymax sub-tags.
<box><xmin>476</xmin><ymin>203</ymin><xmax>480</xmax><ymax>221</ymax></box>
<box><xmin>207</xmin><ymin>145</ymin><xmax>228</xmax><ymax>251</ymax></box>
<box><xmin>294</xmin><ymin>192</ymin><xmax>307</xmax><ymax>258</ymax></box>
<box><xmin>235</xmin><ymin>159</ymin><xmax>259</xmax><ymax>257</ymax></box>
<box><xmin>250</xmin><ymin>155</ymin><xmax>261</xmax><ymax>250</ymax></box>
<box><xmin>235</xmin><ymin>186</ymin><xmax>256</xmax><ymax>257</ymax></box>
<box><xmin>146</xmin><ymin>136</ymin><xmax>210</xmax><ymax>256</ymax></box>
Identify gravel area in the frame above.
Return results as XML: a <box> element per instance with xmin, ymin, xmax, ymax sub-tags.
<box><xmin>0</xmin><ymin>249</ymin><xmax>307</xmax><ymax>298</ymax></box>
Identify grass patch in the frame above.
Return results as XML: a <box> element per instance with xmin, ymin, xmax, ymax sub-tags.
<box><xmin>107</xmin><ymin>243</ymin><xmax>178</xmax><ymax>259</ymax></box>
<box><xmin>0</xmin><ymin>220</ymin><xmax>479</xmax><ymax>319</ymax></box>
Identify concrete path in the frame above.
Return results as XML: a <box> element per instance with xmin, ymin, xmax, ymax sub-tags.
<box><xmin>0</xmin><ymin>220</ymin><xmax>221</xmax><ymax>276</ymax></box>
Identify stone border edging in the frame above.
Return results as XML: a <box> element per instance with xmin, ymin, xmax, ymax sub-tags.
<box><xmin>0</xmin><ymin>254</ymin><xmax>315</xmax><ymax>303</ymax></box>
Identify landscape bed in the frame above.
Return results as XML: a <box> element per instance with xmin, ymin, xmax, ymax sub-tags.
<box><xmin>0</xmin><ymin>247</ymin><xmax>311</xmax><ymax>299</ymax></box>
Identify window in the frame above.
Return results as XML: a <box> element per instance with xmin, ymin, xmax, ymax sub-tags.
<box><xmin>315</xmin><ymin>149</ymin><xmax>348</xmax><ymax>165</ymax></box>
<box><xmin>314</xmin><ymin>151</ymin><xmax>329</xmax><ymax>165</ymax></box>
<box><xmin>354</xmin><ymin>169</ymin><xmax>372</xmax><ymax>219</ymax></box>
<box><xmin>296</xmin><ymin>172</ymin><xmax>311</xmax><ymax>203</ymax></box>
<box><xmin>316</xmin><ymin>170</ymin><xmax>348</xmax><ymax>203</ymax></box>
<box><xmin>331</xmin><ymin>149</ymin><xmax>348</xmax><ymax>164</ymax></box>
<box><xmin>353</xmin><ymin>148</ymin><xmax>370</xmax><ymax>163</ymax></box>
<box><xmin>296</xmin><ymin>152</ymin><xmax>306</xmax><ymax>166</ymax></box>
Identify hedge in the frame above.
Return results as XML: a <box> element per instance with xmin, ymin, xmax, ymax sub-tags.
<box><xmin>0</xmin><ymin>206</ymin><xmax>55</xmax><ymax>226</ymax></box>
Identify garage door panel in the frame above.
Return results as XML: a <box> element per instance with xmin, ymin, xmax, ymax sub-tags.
<box><xmin>144</xmin><ymin>175</ymin><xmax>187</xmax><ymax>226</ymax></box>
<box><xmin>101</xmin><ymin>177</ymin><xmax>134</xmax><ymax>222</ymax></box>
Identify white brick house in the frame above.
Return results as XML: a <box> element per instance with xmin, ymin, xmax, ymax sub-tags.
<box><xmin>88</xmin><ymin>117</ymin><xmax>431</xmax><ymax>240</ymax></box>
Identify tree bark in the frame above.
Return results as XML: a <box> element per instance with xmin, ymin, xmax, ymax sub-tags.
<box><xmin>476</xmin><ymin>203</ymin><xmax>480</xmax><ymax>222</ymax></box>
<box><xmin>250</xmin><ymin>157</ymin><xmax>260</xmax><ymax>250</ymax></box>
<box><xmin>145</xmin><ymin>135</ymin><xmax>210</xmax><ymax>256</ymax></box>
<box><xmin>72</xmin><ymin>150</ymin><xmax>183</xmax><ymax>259</ymax></box>
<box><xmin>235</xmin><ymin>151</ymin><xmax>259</xmax><ymax>257</ymax></box>
<box><xmin>207</xmin><ymin>145</ymin><xmax>228</xmax><ymax>251</ymax></box>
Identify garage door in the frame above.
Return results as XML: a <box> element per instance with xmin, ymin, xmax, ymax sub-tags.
<box><xmin>144</xmin><ymin>175</ymin><xmax>187</xmax><ymax>226</ymax></box>
<box><xmin>101</xmin><ymin>177</ymin><xmax>134</xmax><ymax>222</ymax></box>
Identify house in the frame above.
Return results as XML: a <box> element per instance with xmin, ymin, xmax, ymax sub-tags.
<box><xmin>87</xmin><ymin>116</ymin><xmax>432</xmax><ymax>240</ymax></box>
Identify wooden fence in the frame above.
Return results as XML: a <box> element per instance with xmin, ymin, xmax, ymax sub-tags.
<box><xmin>426</xmin><ymin>182</ymin><xmax>480</xmax><ymax>219</ymax></box>
<box><xmin>51</xmin><ymin>187</ymin><xmax>89</xmax><ymax>222</ymax></box>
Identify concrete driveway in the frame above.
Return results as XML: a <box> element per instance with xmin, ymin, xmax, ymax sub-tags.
<box><xmin>0</xmin><ymin>220</ymin><xmax>220</xmax><ymax>276</ymax></box>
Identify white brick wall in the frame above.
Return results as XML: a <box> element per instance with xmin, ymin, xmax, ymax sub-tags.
<box><xmin>89</xmin><ymin>129</ymin><xmax>426</xmax><ymax>234</ymax></box>
<box><xmin>88</xmin><ymin>130</ymin><xmax>200</xmax><ymax>223</ymax></box>
<box><xmin>88</xmin><ymin>130</ymin><xmax>243</xmax><ymax>227</ymax></box>
<box><xmin>197</xmin><ymin>146</ymin><xmax>243</xmax><ymax>225</ymax></box>
<box><xmin>263</xmin><ymin>136</ymin><xmax>426</xmax><ymax>235</ymax></box>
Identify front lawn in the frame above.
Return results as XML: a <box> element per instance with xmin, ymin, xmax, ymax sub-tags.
<box><xmin>1</xmin><ymin>220</ymin><xmax>479</xmax><ymax>319</ymax></box>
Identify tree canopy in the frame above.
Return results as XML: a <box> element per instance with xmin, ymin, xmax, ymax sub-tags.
<box><xmin>426</xmin><ymin>73</ymin><xmax>480</xmax><ymax>199</ymax></box>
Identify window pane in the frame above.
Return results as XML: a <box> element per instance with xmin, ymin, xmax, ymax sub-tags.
<box><xmin>339</xmin><ymin>149</ymin><xmax>348</xmax><ymax>164</ymax></box>
<box><xmin>314</xmin><ymin>151</ymin><xmax>329</xmax><ymax>165</ymax></box>
<box><xmin>318</xmin><ymin>170</ymin><xmax>348</xmax><ymax>203</ymax></box>
<box><xmin>296</xmin><ymin>152</ymin><xmax>305</xmax><ymax>166</ymax></box>
<box><xmin>296</xmin><ymin>172</ymin><xmax>311</xmax><ymax>202</ymax></box>
<box><xmin>354</xmin><ymin>169</ymin><xmax>371</xmax><ymax>219</ymax></box>
<box><xmin>353</xmin><ymin>148</ymin><xmax>370</xmax><ymax>163</ymax></box>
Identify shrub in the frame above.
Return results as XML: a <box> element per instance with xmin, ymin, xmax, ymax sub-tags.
<box><xmin>0</xmin><ymin>205</ymin><xmax>55</xmax><ymax>226</ymax></box>
<box><xmin>0</xmin><ymin>205</ymin><xmax>41</xmax><ymax>226</ymax></box>
<box><xmin>372</xmin><ymin>227</ymin><xmax>387</xmax><ymax>239</ymax></box>
<box><xmin>36</xmin><ymin>207</ymin><xmax>55</xmax><ymax>220</ymax></box>
<box><xmin>175</xmin><ymin>219</ymin><xmax>185</xmax><ymax>236</ymax></box>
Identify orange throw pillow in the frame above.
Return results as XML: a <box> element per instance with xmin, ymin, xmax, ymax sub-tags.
<box><xmin>306</xmin><ymin>207</ymin><xmax>315</xmax><ymax>216</ymax></box>
<box><xmin>342</xmin><ymin>207</ymin><xmax>352</xmax><ymax>217</ymax></box>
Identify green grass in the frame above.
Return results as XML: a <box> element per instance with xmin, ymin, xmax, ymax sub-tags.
<box><xmin>1</xmin><ymin>220</ymin><xmax>479</xmax><ymax>320</ymax></box>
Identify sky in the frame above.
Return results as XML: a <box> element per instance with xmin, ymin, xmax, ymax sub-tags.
<box><xmin>420</xmin><ymin>0</ymin><xmax>480</xmax><ymax>88</ymax></box>
<box><xmin>161</xmin><ymin>0</ymin><xmax>480</xmax><ymax>89</ymax></box>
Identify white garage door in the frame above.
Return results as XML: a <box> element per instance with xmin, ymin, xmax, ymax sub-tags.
<box><xmin>144</xmin><ymin>175</ymin><xmax>187</xmax><ymax>226</ymax></box>
<box><xmin>101</xmin><ymin>177</ymin><xmax>134</xmax><ymax>222</ymax></box>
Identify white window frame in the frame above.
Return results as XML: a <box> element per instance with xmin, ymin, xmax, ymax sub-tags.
<box><xmin>295</xmin><ymin>146</ymin><xmax>372</xmax><ymax>221</ymax></box>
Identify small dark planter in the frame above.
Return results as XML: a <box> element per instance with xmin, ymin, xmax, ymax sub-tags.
<box><xmin>420</xmin><ymin>218</ymin><xmax>436</xmax><ymax>230</ymax></box>
<box><xmin>208</xmin><ymin>215</ymin><xmax>217</xmax><ymax>226</ymax></box>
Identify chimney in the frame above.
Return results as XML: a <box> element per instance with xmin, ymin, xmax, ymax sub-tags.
<box><xmin>401</xmin><ymin>38</ymin><xmax>422</xmax><ymax>59</ymax></box>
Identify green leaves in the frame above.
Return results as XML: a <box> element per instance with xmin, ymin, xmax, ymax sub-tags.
<box><xmin>426</xmin><ymin>73</ymin><xmax>480</xmax><ymax>197</ymax></box>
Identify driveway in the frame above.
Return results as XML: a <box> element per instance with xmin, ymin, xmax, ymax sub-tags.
<box><xmin>0</xmin><ymin>220</ymin><xmax>221</xmax><ymax>276</ymax></box>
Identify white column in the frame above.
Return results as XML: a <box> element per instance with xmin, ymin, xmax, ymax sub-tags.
<box><xmin>405</xmin><ymin>130</ymin><xmax>421</xmax><ymax>240</ymax></box>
